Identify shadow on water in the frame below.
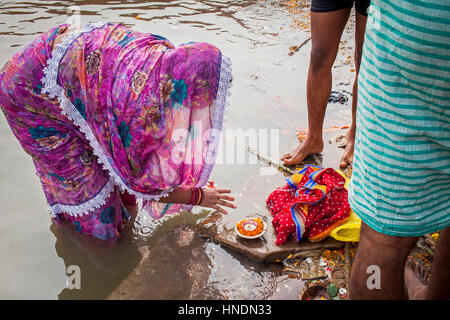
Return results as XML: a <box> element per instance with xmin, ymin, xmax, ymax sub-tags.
<box><xmin>52</xmin><ymin>223</ymin><xmax>141</xmax><ymax>300</ymax></box>
<box><xmin>52</xmin><ymin>204</ymin><xmax>211</xmax><ymax>299</ymax></box>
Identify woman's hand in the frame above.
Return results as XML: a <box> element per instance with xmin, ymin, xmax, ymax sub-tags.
<box><xmin>200</xmin><ymin>188</ymin><xmax>236</xmax><ymax>215</ymax></box>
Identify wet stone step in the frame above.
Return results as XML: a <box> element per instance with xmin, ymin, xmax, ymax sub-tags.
<box><xmin>197</xmin><ymin>210</ymin><xmax>344</xmax><ymax>263</ymax></box>
<box><xmin>196</xmin><ymin>160</ymin><xmax>344</xmax><ymax>263</ymax></box>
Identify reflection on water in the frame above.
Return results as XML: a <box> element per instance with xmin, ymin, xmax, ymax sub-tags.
<box><xmin>0</xmin><ymin>0</ymin><xmax>318</xmax><ymax>299</ymax></box>
<box><xmin>109</xmin><ymin>208</ymin><xmax>296</xmax><ymax>300</ymax></box>
<box><xmin>51</xmin><ymin>222</ymin><xmax>141</xmax><ymax>300</ymax></box>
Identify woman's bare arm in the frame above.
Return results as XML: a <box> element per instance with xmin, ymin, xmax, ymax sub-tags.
<box><xmin>157</xmin><ymin>187</ymin><xmax>236</xmax><ymax>215</ymax></box>
<box><xmin>157</xmin><ymin>187</ymin><xmax>191</xmax><ymax>204</ymax></box>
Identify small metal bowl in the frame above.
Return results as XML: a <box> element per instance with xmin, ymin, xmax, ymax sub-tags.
<box><xmin>235</xmin><ymin>217</ymin><xmax>267</xmax><ymax>239</ymax></box>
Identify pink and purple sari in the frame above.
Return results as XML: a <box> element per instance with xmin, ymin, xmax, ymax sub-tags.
<box><xmin>0</xmin><ymin>22</ymin><xmax>232</xmax><ymax>240</ymax></box>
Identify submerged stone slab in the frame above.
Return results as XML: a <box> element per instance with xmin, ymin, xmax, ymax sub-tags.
<box><xmin>197</xmin><ymin>212</ymin><xmax>344</xmax><ymax>263</ymax></box>
<box><xmin>196</xmin><ymin>164</ymin><xmax>344</xmax><ymax>263</ymax></box>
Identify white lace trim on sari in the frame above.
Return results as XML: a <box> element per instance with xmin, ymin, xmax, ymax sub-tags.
<box><xmin>42</xmin><ymin>22</ymin><xmax>232</xmax><ymax>217</ymax></box>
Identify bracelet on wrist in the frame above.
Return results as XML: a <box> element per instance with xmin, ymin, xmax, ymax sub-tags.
<box><xmin>189</xmin><ymin>187</ymin><xmax>201</xmax><ymax>205</ymax></box>
<box><xmin>196</xmin><ymin>188</ymin><xmax>203</xmax><ymax>205</ymax></box>
<box><xmin>199</xmin><ymin>188</ymin><xmax>205</xmax><ymax>205</ymax></box>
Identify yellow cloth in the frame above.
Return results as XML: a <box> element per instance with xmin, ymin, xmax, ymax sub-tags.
<box><xmin>329</xmin><ymin>170</ymin><xmax>361</xmax><ymax>242</ymax></box>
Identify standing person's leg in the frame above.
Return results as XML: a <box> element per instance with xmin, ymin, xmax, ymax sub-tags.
<box><xmin>348</xmin><ymin>0</ymin><xmax>450</xmax><ymax>301</ymax></box>
<box><xmin>281</xmin><ymin>8</ymin><xmax>351</xmax><ymax>165</ymax></box>
<box><xmin>349</xmin><ymin>222</ymin><xmax>417</xmax><ymax>299</ymax></box>
<box><xmin>405</xmin><ymin>227</ymin><xmax>450</xmax><ymax>299</ymax></box>
<box><xmin>423</xmin><ymin>227</ymin><xmax>450</xmax><ymax>299</ymax></box>
<box><xmin>339</xmin><ymin>8</ymin><xmax>367</xmax><ymax>168</ymax></box>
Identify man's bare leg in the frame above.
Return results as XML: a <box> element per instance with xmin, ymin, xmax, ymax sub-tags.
<box><xmin>281</xmin><ymin>9</ymin><xmax>350</xmax><ymax>166</ymax></box>
<box><xmin>339</xmin><ymin>11</ymin><xmax>367</xmax><ymax>168</ymax></box>
<box><xmin>405</xmin><ymin>227</ymin><xmax>450</xmax><ymax>299</ymax></box>
<box><xmin>349</xmin><ymin>222</ymin><xmax>417</xmax><ymax>299</ymax></box>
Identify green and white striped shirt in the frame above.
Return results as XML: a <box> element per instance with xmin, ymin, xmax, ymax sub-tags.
<box><xmin>349</xmin><ymin>0</ymin><xmax>450</xmax><ymax>236</ymax></box>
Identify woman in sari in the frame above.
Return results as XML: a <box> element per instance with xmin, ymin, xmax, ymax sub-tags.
<box><xmin>0</xmin><ymin>22</ymin><xmax>234</xmax><ymax>241</ymax></box>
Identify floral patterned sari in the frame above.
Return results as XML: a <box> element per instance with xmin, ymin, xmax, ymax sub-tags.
<box><xmin>0</xmin><ymin>22</ymin><xmax>232</xmax><ymax>240</ymax></box>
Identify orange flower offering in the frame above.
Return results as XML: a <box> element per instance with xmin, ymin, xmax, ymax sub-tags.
<box><xmin>236</xmin><ymin>217</ymin><xmax>265</xmax><ymax>238</ymax></box>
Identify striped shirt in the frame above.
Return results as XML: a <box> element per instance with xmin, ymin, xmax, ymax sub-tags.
<box><xmin>349</xmin><ymin>0</ymin><xmax>450</xmax><ymax>236</ymax></box>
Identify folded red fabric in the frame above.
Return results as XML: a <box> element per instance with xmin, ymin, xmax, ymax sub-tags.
<box><xmin>266</xmin><ymin>166</ymin><xmax>350</xmax><ymax>245</ymax></box>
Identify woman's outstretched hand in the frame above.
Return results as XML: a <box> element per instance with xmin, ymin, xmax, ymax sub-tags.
<box><xmin>200</xmin><ymin>188</ymin><xmax>236</xmax><ymax>215</ymax></box>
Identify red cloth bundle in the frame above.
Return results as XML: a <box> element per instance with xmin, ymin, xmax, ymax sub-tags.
<box><xmin>266</xmin><ymin>166</ymin><xmax>350</xmax><ymax>245</ymax></box>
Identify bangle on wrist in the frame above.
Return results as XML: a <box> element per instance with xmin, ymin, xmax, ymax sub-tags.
<box><xmin>189</xmin><ymin>187</ymin><xmax>199</xmax><ymax>205</ymax></box>
<box><xmin>197</xmin><ymin>188</ymin><xmax>204</xmax><ymax>205</ymax></box>
<box><xmin>188</xmin><ymin>187</ymin><xmax>204</xmax><ymax>206</ymax></box>
<box><xmin>189</xmin><ymin>188</ymin><xmax>195</xmax><ymax>205</ymax></box>
<box><xmin>193</xmin><ymin>188</ymin><xmax>199</xmax><ymax>205</ymax></box>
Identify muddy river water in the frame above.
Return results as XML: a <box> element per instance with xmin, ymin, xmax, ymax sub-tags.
<box><xmin>0</xmin><ymin>0</ymin><xmax>354</xmax><ymax>299</ymax></box>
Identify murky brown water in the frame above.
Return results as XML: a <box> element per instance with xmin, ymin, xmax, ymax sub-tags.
<box><xmin>0</xmin><ymin>0</ymin><xmax>354</xmax><ymax>299</ymax></box>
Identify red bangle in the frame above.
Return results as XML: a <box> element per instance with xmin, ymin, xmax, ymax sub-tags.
<box><xmin>189</xmin><ymin>188</ymin><xmax>195</xmax><ymax>205</ymax></box>
<box><xmin>197</xmin><ymin>188</ymin><xmax>204</xmax><ymax>205</ymax></box>
<box><xmin>195</xmin><ymin>188</ymin><xmax>200</xmax><ymax>205</ymax></box>
<box><xmin>188</xmin><ymin>187</ymin><xmax>204</xmax><ymax>206</ymax></box>
<box><xmin>189</xmin><ymin>187</ymin><xmax>199</xmax><ymax>205</ymax></box>
<box><xmin>191</xmin><ymin>188</ymin><xmax>196</xmax><ymax>205</ymax></box>
<box><xmin>194</xmin><ymin>187</ymin><xmax>200</xmax><ymax>205</ymax></box>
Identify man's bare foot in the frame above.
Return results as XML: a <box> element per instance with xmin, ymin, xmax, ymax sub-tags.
<box><xmin>281</xmin><ymin>137</ymin><xmax>324</xmax><ymax>166</ymax></box>
<box><xmin>339</xmin><ymin>124</ymin><xmax>356</xmax><ymax>169</ymax></box>
<box><xmin>404</xmin><ymin>256</ymin><xmax>429</xmax><ymax>300</ymax></box>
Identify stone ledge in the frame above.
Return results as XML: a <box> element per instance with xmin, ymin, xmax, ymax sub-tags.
<box><xmin>197</xmin><ymin>210</ymin><xmax>344</xmax><ymax>263</ymax></box>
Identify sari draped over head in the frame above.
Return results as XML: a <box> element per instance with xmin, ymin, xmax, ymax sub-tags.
<box><xmin>0</xmin><ymin>22</ymin><xmax>232</xmax><ymax>240</ymax></box>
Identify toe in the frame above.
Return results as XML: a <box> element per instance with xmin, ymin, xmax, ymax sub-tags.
<box><xmin>339</xmin><ymin>158</ymin><xmax>350</xmax><ymax>168</ymax></box>
<box><xmin>283</xmin><ymin>157</ymin><xmax>299</xmax><ymax>166</ymax></box>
